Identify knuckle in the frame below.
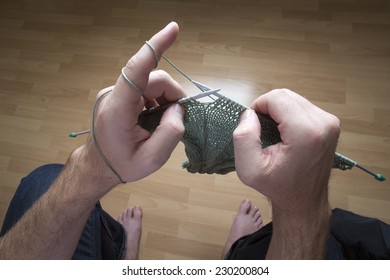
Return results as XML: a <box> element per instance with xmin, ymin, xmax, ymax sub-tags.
<box><xmin>170</xmin><ymin>121</ymin><xmax>185</xmax><ymax>137</ymax></box>
<box><xmin>319</xmin><ymin>114</ymin><xmax>341</xmax><ymax>138</ymax></box>
<box><xmin>299</xmin><ymin>111</ymin><xmax>341</xmax><ymax>148</ymax></box>
<box><xmin>126</xmin><ymin>55</ymin><xmax>148</xmax><ymax>77</ymax></box>
<box><xmin>307</xmin><ymin>117</ymin><xmax>340</xmax><ymax>148</ymax></box>
<box><xmin>233</xmin><ymin>127</ymin><xmax>244</xmax><ymax>140</ymax></box>
<box><xmin>156</xmin><ymin>105</ymin><xmax>185</xmax><ymax>139</ymax></box>
<box><xmin>326</xmin><ymin>114</ymin><xmax>341</xmax><ymax>142</ymax></box>
<box><xmin>126</xmin><ymin>55</ymin><xmax>138</xmax><ymax>72</ymax></box>
<box><xmin>233</xmin><ymin>123</ymin><xmax>253</xmax><ymax>141</ymax></box>
<box><xmin>150</xmin><ymin>156</ymin><xmax>166</xmax><ymax>172</ymax></box>
<box><xmin>272</xmin><ymin>88</ymin><xmax>294</xmax><ymax>96</ymax></box>
<box><xmin>153</xmin><ymin>69</ymin><xmax>170</xmax><ymax>80</ymax></box>
<box><xmin>328</xmin><ymin>114</ymin><xmax>341</xmax><ymax>133</ymax></box>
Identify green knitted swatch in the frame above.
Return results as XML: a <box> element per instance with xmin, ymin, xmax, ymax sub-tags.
<box><xmin>138</xmin><ymin>95</ymin><xmax>351</xmax><ymax>174</ymax></box>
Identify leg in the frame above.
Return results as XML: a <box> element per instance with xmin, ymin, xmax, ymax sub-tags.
<box><xmin>221</xmin><ymin>199</ymin><xmax>263</xmax><ymax>259</ymax></box>
<box><xmin>331</xmin><ymin>208</ymin><xmax>390</xmax><ymax>259</ymax></box>
<box><xmin>117</xmin><ymin>206</ymin><xmax>143</xmax><ymax>260</ymax></box>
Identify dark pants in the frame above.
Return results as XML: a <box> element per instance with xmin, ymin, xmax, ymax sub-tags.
<box><xmin>0</xmin><ymin>164</ymin><xmax>126</xmax><ymax>259</ymax></box>
<box><xmin>3</xmin><ymin>164</ymin><xmax>389</xmax><ymax>260</ymax></box>
<box><xmin>226</xmin><ymin>209</ymin><xmax>390</xmax><ymax>260</ymax></box>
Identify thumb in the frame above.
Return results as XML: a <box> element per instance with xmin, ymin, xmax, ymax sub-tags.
<box><xmin>233</xmin><ymin>109</ymin><xmax>265</xmax><ymax>187</ymax></box>
<box><xmin>136</xmin><ymin>104</ymin><xmax>185</xmax><ymax>174</ymax></box>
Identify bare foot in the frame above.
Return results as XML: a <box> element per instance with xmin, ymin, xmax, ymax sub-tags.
<box><xmin>221</xmin><ymin>199</ymin><xmax>263</xmax><ymax>259</ymax></box>
<box><xmin>117</xmin><ymin>206</ymin><xmax>143</xmax><ymax>260</ymax></box>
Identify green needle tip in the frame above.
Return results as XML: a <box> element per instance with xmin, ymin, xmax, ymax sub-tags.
<box><xmin>69</xmin><ymin>133</ymin><xmax>77</xmax><ymax>138</ymax></box>
<box><xmin>374</xmin><ymin>174</ymin><xmax>386</xmax><ymax>182</ymax></box>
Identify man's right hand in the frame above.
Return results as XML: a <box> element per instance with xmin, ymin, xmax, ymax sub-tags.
<box><xmin>233</xmin><ymin>89</ymin><xmax>340</xmax><ymax>259</ymax></box>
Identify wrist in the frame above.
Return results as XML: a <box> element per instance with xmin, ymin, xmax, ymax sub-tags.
<box><xmin>272</xmin><ymin>200</ymin><xmax>331</xmax><ymax>232</ymax></box>
<box><xmin>66</xmin><ymin>142</ymin><xmax>120</xmax><ymax>199</ymax></box>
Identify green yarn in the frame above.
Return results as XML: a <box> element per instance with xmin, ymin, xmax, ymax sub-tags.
<box><xmin>138</xmin><ymin>95</ymin><xmax>352</xmax><ymax>175</ymax></box>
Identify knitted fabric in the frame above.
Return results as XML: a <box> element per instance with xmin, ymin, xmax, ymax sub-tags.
<box><xmin>138</xmin><ymin>95</ymin><xmax>350</xmax><ymax>174</ymax></box>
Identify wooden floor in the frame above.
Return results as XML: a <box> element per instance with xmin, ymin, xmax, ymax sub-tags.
<box><xmin>0</xmin><ymin>0</ymin><xmax>389</xmax><ymax>259</ymax></box>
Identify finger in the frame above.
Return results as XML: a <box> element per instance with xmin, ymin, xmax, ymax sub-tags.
<box><xmin>233</xmin><ymin>109</ymin><xmax>265</xmax><ymax>187</ymax></box>
<box><xmin>113</xmin><ymin>22</ymin><xmax>179</xmax><ymax>106</ymax></box>
<box><xmin>251</xmin><ymin>89</ymin><xmax>311</xmax><ymax>144</ymax></box>
<box><xmin>144</xmin><ymin>70</ymin><xmax>186</xmax><ymax>104</ymax></box>
<box><xmin>252</xmin><ymin>89</ymin><xmax>337</xmax><ymax>146</ymax></box>
<box><xmin>250</xmin><ymin>89</ymin><xmax>295</xmax><ymax>125</ymax></box>
<box><xmin>144</xmin><ymin>98</ymin><xmax>159</xmax><ymax>109</ymax></box>
<box><xmin>252</xmin><ymin>88</ymin><xmax>325</xmax><ymax>127</ymax></box>
<box><xmin>96</xmin><ymin>85</ymin><xmax>115</xmax><ymax>100</ymax></box>
<box><xmin>134</xmin><ymin>103</ymin><xmax>185</xmax><ymax>174</ymax></box>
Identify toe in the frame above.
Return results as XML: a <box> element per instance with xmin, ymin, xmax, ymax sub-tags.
<box><xmin>134</xmin><ymin>206</ymin><xmax>143</xmax><ymax>220</ymax></box>
<box><xmin>126</xmin><ymin>207</ymin><xmax>134</xmax><ymax>219</ymax></box>
<box><xmin>250</xmin><ymin>205</ymin><xmax>259</xmax><ymax>217</ymax></box>
<box><xmin>256</xmin><ymin>215</ymin><xmax>263</xmax><ymax>229</ymax></box>
<box><xmin>239</xmin><ymin>199</ymin><xmax>251</xmax><ymax>214</ymax></box>
<box><xmin>121</xmin><ymin>211</ymin><xmax>127</xmax><ymax>221</ymax></box>
<box><xmin>253</xmin><ymin>209</ymin><xmax>261</xmax><ymax>221</ymax></box>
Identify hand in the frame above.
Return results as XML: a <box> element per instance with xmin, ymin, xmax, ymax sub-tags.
<box><xmin>84</xmin><ymin>22</ymin><xmax>186</xmax><ymax>186</ymax></box>
<box><xmin>233</xmin><ymin>89</ymin><xmax>340</xmax><ymax>218</ymax></box>
<box><xmin>0</xmin><ymin>23</ymin><xmax>186</xmax><ymax>260</ymax></box>
<box><xmin>233</xmin><ymin>89</ymin><xmax>340</xmax><ymax>259</ymax></box>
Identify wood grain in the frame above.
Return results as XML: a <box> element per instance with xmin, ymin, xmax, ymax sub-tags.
<box><xmin>0</xmin><ymin>0</ymin><xmax>389</xmax><ymax>259</ymax></box>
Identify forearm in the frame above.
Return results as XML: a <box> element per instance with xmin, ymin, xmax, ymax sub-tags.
<box><xmin>0</xmin><ymin>143</ymin><xmax>117</xmax><ymax>259</ymax></box>
<box><xmin>266</xmin><ymin>130</ymin><xmax>336</xmax><ymax>259</ymax></box>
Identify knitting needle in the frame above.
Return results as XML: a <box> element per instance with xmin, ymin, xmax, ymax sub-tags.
<box><xmin>69</xmin><ymin>129</ymin><xmax>91</xmax><ymax>138</ymax></box>
<box><xmin>69</xmin><ymin>56</ymin><xmax>386</xmax><ymax>182</ymax></box>
<box><xmin>69</xmin><ymin>88</ymin><xmax>222</xmax><ymax>138</ymax></box>
<box><xmin>163</xmin><ymin>54</ymin><xmax>385</xmax><ymax>181</ymax></box>
<box><xmin>178</xmin><ymin>88</ymin><xmax>222</xmax><ymax>104</ymax></box>
<box><xmin>162</xmin><ymin>55</ymin><xmax>218</xmax><ymax>100</ymax></box>
<box><xmin>335</xmin><ymin>153</ymin><xmax>386</xmax><ymax>182</ymax></box>
<box><xmin>191</xmin><ymin>80</ymin><xmax>213</xmax><ymax>93</ymax></box>
<box><xmin>356</xmin><ymin>164</ymin><xmax>386</xmax><ymax>181</ymax></box>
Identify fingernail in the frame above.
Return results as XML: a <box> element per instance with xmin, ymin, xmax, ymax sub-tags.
<box><xmin>241</xmin><ymin>109</ymin><xmax>254</xmax><ymax>121</ymax></box>
<box><xmin>165</xmin><ymin>21</ymin><xmax>177</xmax><ymax>30</ymax></box>
<box><xmin>173</xmin><ymin>103</ymin><xmax>185</xmax><ymax>118</ymax></box>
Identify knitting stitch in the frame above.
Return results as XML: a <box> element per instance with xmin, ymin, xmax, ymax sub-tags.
<box><xmin>138</xmin><ymin>94</ymin><xmax>349</xmax><ymax>174</ymax></box>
